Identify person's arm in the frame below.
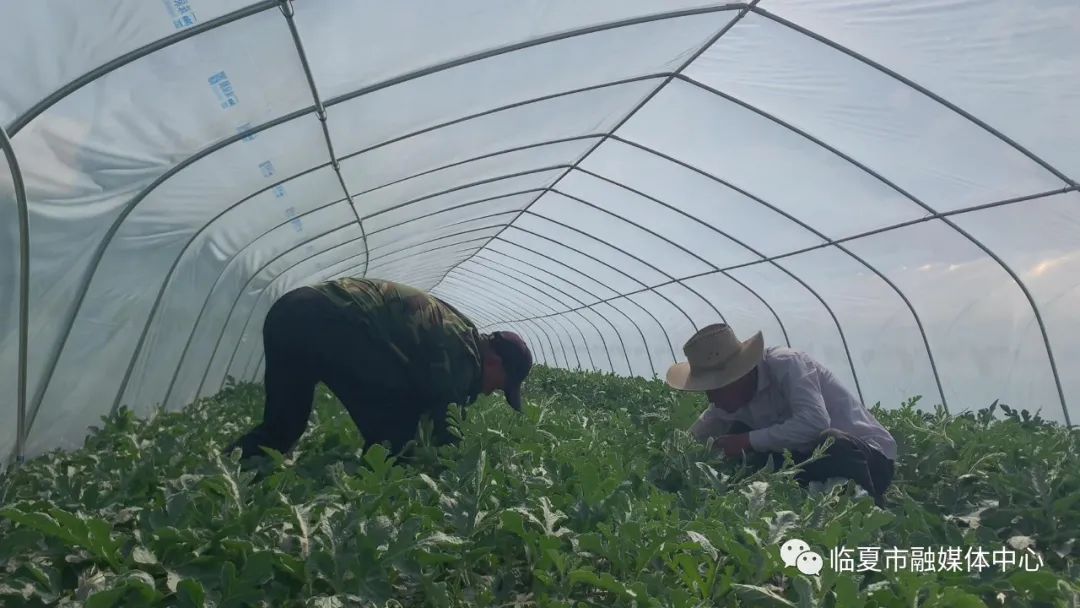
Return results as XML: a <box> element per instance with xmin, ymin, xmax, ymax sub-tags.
<box><xmin>689</xmin><ymin>407</ymin><xmax>733</xmax><ymax>443</ymax></box>
<box><xmin>746</xmin><ymin>355</ymin><xmax>831</xmax><ymax>453</ymax></box>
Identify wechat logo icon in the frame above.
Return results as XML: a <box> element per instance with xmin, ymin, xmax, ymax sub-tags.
<box><xmin>780</xmin><ymin>538</ymin><xmax>824</xmax><ymax>576</ymax></box>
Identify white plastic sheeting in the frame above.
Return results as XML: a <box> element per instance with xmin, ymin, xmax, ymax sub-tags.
<box><xmin>2</xmin><ymin>0</ymin><xmax>1078</xmax><ymax>463</ymax></box>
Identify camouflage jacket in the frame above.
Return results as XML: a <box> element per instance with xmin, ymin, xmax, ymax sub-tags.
<box><xmin>309</xmin><ymin>278</ymin><xmax>484</xmax><ymax>416</ymax></box>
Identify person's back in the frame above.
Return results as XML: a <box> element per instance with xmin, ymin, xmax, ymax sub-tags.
<box><xmin>764</xmin><ymin>347</ymin><xmax>896</xmax><ymax>460</ymax></box>
<box><xmin>310</xmin><ymin>278</ymin><xmax>483</xmax><ymax>396</ymax></box>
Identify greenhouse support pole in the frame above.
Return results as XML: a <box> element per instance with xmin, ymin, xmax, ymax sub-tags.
<box><xmin>1</xmin><ymin>126</ymin><xmax>30</xmax><ymax>464</ymax></box>
<box><xmin>430</xmin><ymin>0</ymin><xmax>759</xmax><ymax>294</ymax></box>
<box><xmin>279</xmin><ymin>0</ymin><xmax>370</xmax><ymax>277</ymax></box>
<box><xmin>479</xmin><ymin>247</ymin><xmax>640</xmax><ymax>375</ymax></box>
<box><xmin>494</xmin><ymin>228</ymin><xmax>680</xmax><ymax>366</ymax></box>
<box><xmin>469</xmin><ymin>255</ymin><xmax>617</xmax><ymax>372</ymax></box>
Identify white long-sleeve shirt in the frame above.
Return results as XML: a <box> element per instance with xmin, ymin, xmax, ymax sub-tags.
<box><xmin>688</xmin><ymin>346</ymin><xmax>897</xmax><ymax>460</ymax></box>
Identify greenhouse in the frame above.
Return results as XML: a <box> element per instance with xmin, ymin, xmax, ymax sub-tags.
<box><xmin>2</xmin><ymin>1</ymin><xmax>1078</xmax><ymax>606</ymax></box>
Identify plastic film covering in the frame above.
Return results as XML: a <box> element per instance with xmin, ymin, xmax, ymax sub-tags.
<box><xmin>0</xmin><ymin>1</ymin><xmax>264</xmax><ymax>129</ymax></box>
<box><xmin>3</xmin><ymin>0</ymin><xmax>1079</xmax><ymax>462</ymax></box>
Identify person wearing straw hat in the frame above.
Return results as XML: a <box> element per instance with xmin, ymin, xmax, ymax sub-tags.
<box><xmin>667</xmin><ymin>323</ymin><xmax>896</xmax><ymax>506</ymax></box>
<box><xmin>225</xmin><ymin>277</ymin><xmax>533</xmax><ymax>462</ymax></box>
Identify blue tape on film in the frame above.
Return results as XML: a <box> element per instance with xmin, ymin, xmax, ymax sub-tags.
<box><xmin>259</xmin><ymin>161</ymin><xmax>275</xmax><ymax>178</ymax></box>
<box><xmin>163</xmin><ymin>0</ymin><xmax>198</xmax><ymax>30</ymax></box>
<box><xmin>208</xmin><ymin>70</ymin><xmax>239</xmax><ymax>109</ymax></box>
<box><xmin>272</xmin><ymin>185</ymin><xmax>286</xmax><ymax>198</ymax></box>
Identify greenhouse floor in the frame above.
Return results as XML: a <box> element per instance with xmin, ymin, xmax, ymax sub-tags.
<box><xmin>1</xmin><ymin>367</ymin><xmax>1077</xmax><ymax>607</ymax></box>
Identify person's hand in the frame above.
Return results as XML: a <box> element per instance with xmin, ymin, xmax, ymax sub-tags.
<box><xmin>713</xmin><ymin>433</ymin><xmax>752</xmax><ymax>458</ymax></box>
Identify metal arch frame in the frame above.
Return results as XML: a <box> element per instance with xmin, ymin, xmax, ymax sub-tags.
<box><xmin>9</xmin><ymin>0</ymin><xmax>746</xmax><ymax>137</ymax></box>
<box><xmin>469</xmin><ymin>254</ymin><xmax>619</xmax><ymax>372</ymax></box>
<box><xmin>12</xmin><ymin>0</ymin><xmax>1074</xmax><ymax>425</ymax></box>
<box><xmin>552</xmin><ymin>172</ymin><xmax>865</xmax><ymax>400</ymax></box>
<box><xmin>647</xmin><ymin>65</ymin><xmax>1073</xmax><ymax>412</ymax></box>
<box><xmin>432</xmin><ymin>0</ymin><xmax>760</xmax><ymax>293</ymax></box>
<box><xmin>439</xmin><ymin>270</ymin><xmax>581</xmax><ymax>370</ymax></box>
<box><xmin>451</xmin><ymin>261</ymin><xmax>600</xmax><ymax>371</ymax></box>
<box><xmin>369</xmin><ymin>211</ymin><xmax>648</xmax><ymax>377</ymax></box>
<box><xmin>479</xmin><ymin>243</ymin><xmax>644</xmax><ymax>376</ymax></box>
<box><xmin>436</xmin><ymin>280</ymin><xmax>563</xmax><ymax>369</ymax></box>
<box><xmin>745</xmin><ymin>7</ymin><xmax>1074</xmax><ymax>421</ymax></box>
<box><xmin>155</xmin><ymin>167</ymin><xmax>565</xmax><ymax>407</ymax></box>
<box><xmin>610</xmin><ymin>133</ymin><xmax>951</xmax><ymax>407</ymax></box>
<box><xmin>365</xmin><ymin>240</ymin><xmax>496</xmax><ymax>277</ymax></box>
<box><xmin>363</xmin><ymin>246</ymin><xmax>493</xmax><ymax>279</ymax></box>
<box><xmin>1</xmin><ymin>126</ymin><xmax>30</xmax><ymax>465</ymax></box>
<box><xmin>557</xmin><ymin>162</ymin><xmax>867</xmax><ymax>401</ymax></box>
<box><xmin>509</xmin><ymin>210</ymin><xmax>717</xmax><ymax>366</ymax></box>
<box><xmin>326</xmin><ymin>73</ymin><xmax>663</xmax><ymax>176</ymax></box>
<box><xmin>124</xmin><ymin>136</ymin><xmax>616</xmax><ymax>409</ymax></box>
<box><xmin>483</xmin><ymin>240</ymin><xmax>656</xmax><ymax>375</ymax></box>
<box><xmin>506</xmin><ymin>186</ymin><xmax>1080</xmax><ymax>322</ymax></box>
<box><xmin>20</xmin><ymin>7</ymin><xmax>714</xmax><ymax>439</ymax></box>
<box><xmin>421</xmin><ymin>286</ymin><xmax>556</xmax><ymax>368</ymax></box>
<box><xmin>667</xmin><ymin>78</ymin><xmax>1063</xmax><ymax>423</ymax></box>
<box><xmin>359</xmin><ymin>166</ymin><xmax>573</xmax><ymax>222</ymax></box>
<box><xmin>234</xmin><ymin>168</ymin><xmax>1062</xmax><ymax>414</ymax></box>
<box><xmin>344</xmin><ymin>135</ymin><xmax>602</xmax><ymax>201</ymax></box>
<box><xmin>545</xmin><ymin>188</ymin><xmax>731</xmax><ymax>333</ymax></box>
<box><xmin>371</xmin><ymin>201</ymin><xmax>540</xmax><ymax>242</ymax></box>
<box><xmin>216</xmin><ymin>181</ymin><xmax>1079</xmax><ymax>405</ymax></box>
<box><xmin>369</xmin><ymin>211</ymin><xmax>525</xmax><ymax>256</ymax></box>
<box><xmin>262</xmin><ymin>64</ymin><xmax>1067</xmax><ymax>421</ymax></box>
<box><xmin>572</xmin><ymin>167</ymin><xmax>792</xmax><ymax>349</ymax></box>
<box><xmin>439</xmin><ymin>275</ymin><xmax>575</xmax><ymax>371</ymax></box>
<box><xmin>167</xmin><ymin>228</ymin><xmax>484</xmax><ymax>411</ymax></box>
<box><xmin>547</xmin><ymin>186</ymin><xmax>790</xmax><ymax>341</ymax></box>
<box><xmin>5</xmin><ymin>2</ymin><xmax>281</xmax><ymax>135</ymax></box>
<box><xmin>279</xmin><ymin>0</ymin><xmax>368</xmax><ymax>268</ymax></box>
<box><xmin>492</xmin><ymin>226</ymin><xmax>680</xmax><ymax>366</ymax></box>
<box><xmin>749</xmin><ymin>7</ymin><xmax>1078</xmax><ymax>189</ymax></box>
<box><xmin>218</xmin><ymin>187</ymin><xmax>570</xmax><ymax>388</ymax></box>
<box><xmin>444</xmin><ymin>262</ymin><xmax>594</xmax><ymax>371</ymax></box>
<box><xmin>436</xmin><ymin>273</ymin><xmax>572</xmax><ymax>370</ymax></box>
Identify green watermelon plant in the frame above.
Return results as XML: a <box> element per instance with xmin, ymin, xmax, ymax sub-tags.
<box><xmin>1</xmin><ymin>366</ymin><xmax>1078</xmax><ymax>607</ymax></box>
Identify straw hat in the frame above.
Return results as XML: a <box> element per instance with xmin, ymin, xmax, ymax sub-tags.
<box><xmin>666</xmin><ymin>324</ymin><xmax>764</xmax><ymax>391</ymax></box>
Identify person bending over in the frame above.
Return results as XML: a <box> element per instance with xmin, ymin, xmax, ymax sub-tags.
<box><xmin>667</xmin><ymin>323</ymin><xmax>896</xmax><ymax>506</ymax></box>
<box><xmin>226</xmin><ymin>277</ymin><xmax>532</xmax><ymax>460</ymax></box>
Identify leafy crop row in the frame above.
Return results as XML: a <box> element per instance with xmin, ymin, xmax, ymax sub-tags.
<box><xmin>1</xmin><ymin>367</ymin><xmax>1078</xmax><ymax>607</ymax></box>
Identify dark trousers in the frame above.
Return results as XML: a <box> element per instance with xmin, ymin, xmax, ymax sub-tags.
<box><xmin>729</xmin><ymin>422</ymin><xmax>895</xmax><ymax>506</ymax></box>
<box><xmin>226</xmin><ymin>287</ymin><xmax>445</xmax><ymax>460</ymax></box>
